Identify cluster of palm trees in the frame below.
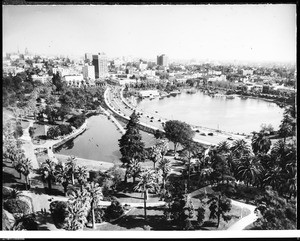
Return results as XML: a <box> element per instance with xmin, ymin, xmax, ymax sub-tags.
<box><xmin>38</xmin><ymin>156</ymin><xmax>89</xmax><ymax>195</ymax></box>
<box><xmin>190</xmin><ymin>133</ymin><xmax>296</xmax><ymax>201</ymax></box>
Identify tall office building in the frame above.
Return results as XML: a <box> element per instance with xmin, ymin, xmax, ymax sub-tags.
<box><xmin>84</xmin><ymin>53</ymin><xmax>93</xmax><ymax>63</ymax></box>
<box><xmin>82</xmin><ymin>65</ymin><xmax>95</xmax><ymax>80</ymax></box>
<box><xmin>157</xmin><ymin>54</ymin><xmax>168</xmax><ymax>67</ymax></box>
<box><xmin>92</xmin><ymin>53</ymin><xmax>108</xmax><ymax>78</ymax></box>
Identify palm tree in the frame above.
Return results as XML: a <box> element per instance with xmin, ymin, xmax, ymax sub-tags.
<box><xmin>85</xmin><ymin>182</ymin><xmax>103</xmax><ymax>229</ymax></box>
<box><xmin>182</xmin><ymin>140</ymin><xmax>203</xmax><ymax>191</ymax></box>
<box><xmin>278</xmin><ymin>114</ymin><xmax>294</xmax><ymax>143</ymax></box>
<box><xmin>39</xmin><ymin>159</ymin><xmax>57</xmax><ymax>192</ymax></box>
<box><xmin>75</xmin><ymin>166</ymin><xmax>89</xmax><ymax>191</ymax></box>
<box><xmin>236</xmin><ymin>155</ymin><xmax>262</xmax><ymax>188</ymax></box>
<box><xmin>13</xmin><ymin>154</ymin><xmax>26</xmax><ymax>179</ymax></box>
<box><xmin>230</xmin><ymin>139</ymin><xmax>251</xmax><ymax>159</ymax></box>
<box><xmin>134</xmin><ymin>170</ymin><xmax>158</xmax><ymax>221</ymax></box>
<box><xmin>66</xmin><ymin>156</ymin><xmax>77</xmax><ymax>185</ymax></box>
<box><xmin>55</xmin><ymin>162</ymin><xmax>71</xmax><ymax>196</ymax></box>
<box><xmin>127</xmin><ymin>158</ymin><xmax>142</xmax><ymax>183</ymax></box>
<box><xmin>251</xmin><ymin>131</ymin><xmax>271</xmax><ymax>155</ymax></box>
<box><xmin>157</xmin><ymin>158</ymin><xmax>172</xmax><ymax>195</ymax></box>
<box><xmin>216</xmin><ymin>141</ymin><xmax>231</xmax><ymax>154</ymax></box>
<box><xmin>148</xmin><ymin>145</ymin><xmax>162</xmax><ymax>170</ymax></box>
<box><xmin>21</xmin><ymin>158</ymin><xmax>33</xmax><ymax>191</ymax></box>
<box><xmin>65</xmin><ymin>187</ymin><xmax>90</xmax><ymax>230</ymax></box>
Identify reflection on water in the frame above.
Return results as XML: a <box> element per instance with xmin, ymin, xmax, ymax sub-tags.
<box><xmin>55</xmin><ymin>114</ymin><xmax>156</xmax><ymax>163</ymax></box>
<box><xmin>137</xmin><ymin>91</ymin><xmax>284</xmax><ymax>134</ymax></box>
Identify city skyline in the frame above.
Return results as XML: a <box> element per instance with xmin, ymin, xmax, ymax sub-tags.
<box><xmin>3</xmin><ymin>4</ymin><xmax>296</xmax><ymax>63</ymax></box>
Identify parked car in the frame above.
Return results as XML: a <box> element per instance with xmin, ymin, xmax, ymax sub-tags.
<box><xmin>227</xmin><ymin>137</ymin><xmax>234</xmax><ymax>140</ymax></box>
<box><xmin>208</xmin><ymin>133</ymin><xmax>214</xmax><ymax>136</ymax></box>
<box><xmin>200</xmin><ymin>133</ymin><xmax>206</xmax><ymax>136</ymax></box>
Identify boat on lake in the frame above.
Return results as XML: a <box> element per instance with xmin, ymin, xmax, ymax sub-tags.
<box><xmin>226</xmin><ymin>95</ymin><xmax>235</xmax><ymax>99</ymax></box>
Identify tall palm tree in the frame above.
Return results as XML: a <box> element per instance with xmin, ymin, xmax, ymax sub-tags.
<box><xmin>216</xmin><ymin>141</ymin><xmax>231</xmax><ymax>155</ymax></box>
<box><xmin>251</xmin><ymin>131</ymin><xmax>271</xmax><ymax>155</ymax></box>
<box><xmin>66</xmin><ymin>156</ymin><xmax>77</xmax><ymax>185</ymax></box>
<box><xmin>134</xmin><ymin>170</ymin><xmax>158</xmax><ymax>221</ymax></box>
<box><xmin>13</xmin><ymin>154</ymin><xmax>26</xmax><ymax>179</ymax></box>
<box><xmin>182</xmin><ymin>140</ymin><xmax>203</xmax><ymax>191</ymax></box>
<box><xmin>65</xmin><ymin>188</ymin><xmax>90</xmax><ymax>230</ymax></box>
<box><xmin>148</xmin><ymin>145</ymin><xmax>162</xmax><ymax>170</ymax></box>
<box><xmin>236</xmin><ymin>155</ymin><xmax>262</xmax><ymax>188</ymax></box>
<box><xmin>39</xmin><ymin>159</ymin><xmax>57</xmax><ymax>192</ymax></box>
<box><xmin>85</xmin><ymin>182</ymin><xmax>103</xmax><ymax>229</ymax></box>
<box><xmin>21</xmin><ymin>158</ymin><xmax>33</xmax><ymax>191</ymax></box>
<box><xmin>157</xmin><ymin>158</ymin><xmax>172</xmax><ymax>195</ymax></box>
<box><xmin>55</xmin><ymin>162</ymin><xmax>71</xmax><ymax>196</ymax></box>
<box><xmin>127</xmin><ymin>158</ymin><xmax>142</xmax><ymax>183</ymax></box>
<box><xmin>75</xmin><ymin>166</ymin><xmax>89</xmax><ymax>191</ymax></box>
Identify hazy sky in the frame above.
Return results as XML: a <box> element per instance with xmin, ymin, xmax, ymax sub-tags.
<box><xmin>3</xmin><ymin>4</ymin><xmax>296</xmax><ymax>62</ymax></box>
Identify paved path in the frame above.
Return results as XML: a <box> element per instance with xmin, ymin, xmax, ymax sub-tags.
<box><xmin>189</xmin><ymin>186</ymin><xmax>258</xmax><ymax>230</ymax></box>
<box><xmin>226</xmin><ymin>199</ymin><xmax>257</xmax><ymax>230</ymax></box>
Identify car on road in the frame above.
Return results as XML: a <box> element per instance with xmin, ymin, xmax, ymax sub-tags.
<box><xmin>227</xmin><ymin>137</ymin><xmax>234</xmax><ymax>140</ymax></box>
<box><xmin>200</xmin><ymin>133</ymin><xmax>206</xmax><ymax>136</ymax></box>
<box><xmin>208</xmin><ymin>133</ymin><xmax>214</xmax><ymax>136</ymax></box>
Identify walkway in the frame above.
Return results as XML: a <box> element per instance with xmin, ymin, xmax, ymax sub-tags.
<box><xmin>189</xmin><ymin>186</ymin><xmax>258</xmax><ymax>230</ymax></box>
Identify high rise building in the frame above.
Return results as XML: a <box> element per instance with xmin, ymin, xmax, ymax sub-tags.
<box><xmin>84</xmin><ymin>53</ymin><xmax>93</xmax><ymax>63</ymax></box>
<box><xmin>82</xmin><ymin>65</ymin><xmax>95</xmax><ymax>80</ymax></box>
<box><xmin>92</xmin><ymin>53</ymin><xmax>108</xmax><ymax>78</ymax></box>
<box><xmin>157</xmin><ymin>54</ymin><xmax>168</xmax><ymax>67</ymax></box>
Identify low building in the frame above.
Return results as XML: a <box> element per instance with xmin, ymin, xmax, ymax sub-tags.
<box><xmin>62</xmin><ymin>74</ymin><xmax>84</xmax><ymax>87</ymax></box>
<box><xmin>32</xmin><ymin>74</ymin><xmax>52</xmax><ymax>84</ymax></box>
<box><xmin>138</xmin><ymin>90</ymin><xmax>160</xmax><ymax>98</ymax></box>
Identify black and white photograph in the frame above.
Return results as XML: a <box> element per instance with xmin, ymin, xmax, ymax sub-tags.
<box><xmin>2</xmin><ymin>3</ymin><xmax>297</xmax><ymax>238</ymax></box>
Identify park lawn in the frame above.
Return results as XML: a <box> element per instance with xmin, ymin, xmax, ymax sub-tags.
<box><xmin>32</xmin><ymin>123</ymin><xmax>46</xmax><ymax>138</ymax></box>
<box><xmin>2</xmin><ymin>159</ymin><xmax>26</xmax><ymax>190</ymax></box>
<box><xmin>114</xmin><ymin>191</ymin><xmax>161</xmax><ymax>204</ymax></box>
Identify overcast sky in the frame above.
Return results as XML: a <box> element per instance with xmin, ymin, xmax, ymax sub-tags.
<box><xmin>3</xmin><ymin>4</ymin><xmax>296</xmax><ymax>63</ymax></box>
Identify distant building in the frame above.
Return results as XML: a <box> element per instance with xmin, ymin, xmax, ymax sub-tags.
<box><xmin>242</xmin><ymin>69</ymin><xmax>254</xmax><ymax>76</ymax></box>
<box><xmin>82</xmin><ymin>65</ymin><xmax>95</xmax><ymax>80</ymax></box>
<box><xmin>32</xmin><ymin>63</ymin><xmax>44</xmax><ymax>69</ymax></box>
<box><xmin>139</xmin><ymin>90</ymin><xmax>160</xmax><ymax>98</ymax></box>
<box><xmin>62</xmin><ymin>74</ymin><xmax>84</xmax><ymax>87</ymax></box>
<box><xmin>92</xmin><ymin>53</ymin><xmax>108</xmax><ymax>78</ymax></box>
<box><xmin>157</xmin><ymin>54</ymin><xmax>168</xmax><ymax>67</ymax></box>
<box><xmin>31</xmin><ymin>74</ymin><xmax>52</xmax><ymax>84</ymax></box>
<box><xmin>84</xmin><ymin>53</ymin><xmax>93</xmax><ymax>63</ymax></box>
<box><xmin>139</xmin><ymin>62</ymin><xmax>148</xmax><ymax>71</ymax></box>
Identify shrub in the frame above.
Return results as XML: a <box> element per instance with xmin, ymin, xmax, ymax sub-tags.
<box><xmin>49</xmin><ymin>201</ymin><xmax>69</xmax><ymax>229</ymax></box>
<box><xmin>2</xmin><ymin>187</ymin><xmax>12</xmax><ymax>200</ymax></box>
<box><xmin>68</xmin><ymin>114</ymin><xmax>86</xmax><ymax>129</ymax></box>
<box><xmin>14</xmin><ymin>124</ymin><xmax>23</xmax><ymax>138</ymax></box>
<box><xmin>58</xmin><ymin>124</ymin><xmax>72</xmax><ymax>136</ymax></box>
<box><xmin>47</xmin><ymin>126</ymin><xmax>61</xmax><ymax>139</ymax></box>
<box><xmin>14</xmin><ymin>213</ymin><xmax>39</xmax><ymax>230</ymax></box>
<box><xmin>87</xmin><ymin>208</ymin><xmax>105</xmax><ymax>224</ymax></box>
<box><xmin>104</xmin><ymin>198</ymin><xmax>124</xmax><ymax>221</ymax></box>
<box><xmin>4</xmin><ymin>199</ymin><xmax>31</xmax><ymax>215</ymax></box>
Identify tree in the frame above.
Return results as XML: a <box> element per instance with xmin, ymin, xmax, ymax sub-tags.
<box><xmin>20</xmin><ymin>158</ymin><xmax>33</xmax><ymax>190</ymax></box>
<box><xmin>157</xmin><ymin>158</ymin><xmax>172</xmax><ymax>197</ymax></box>
<box><xmin>49</xmin><ymin>201</ymin><xmax>69</xmax><ymax>229</ymax></box>
<box><xmin>85</xmin><ymin>182</ymin><xmax>103</xmax><ymax>229</ymax></box>
<box><xmin>66</xmin><ymin>156</ymin><xmax>77</xmax><ymax>185</ymax></box>
<box><xmin>119</xmin><ymin>111</ymin><xmax>145</xmax><ymax>182</ymax></box>
<box><xmin>181</xmin><ymin>140</ymin><xmax>203</xmax><ymax>191</ymax></box>
<box><xmin>163</xmin><ymin>120</ymin><xmax>195</xmax><ymax>154</ymax></box>
<box><xmin>134</xmin><ymin>170</ymin><xmax>158</xmax><ymax>221</ymax></box>
<box><xmin>127</xmin><ymin>158</ymin><xmax>142</xmax><ymax>183</ymax></box>
<box><xmin>278</xmin><ymin>114</ymin><xmax>294</xmax><ymax>143</ymax></box>
<box><xmin>65</xmin><ymin>188</ymin><xmax>90</xmax><ymax>230</ymax></box>
<box><xmin>253</xmin><ymin>186</ymin><xmax>296</xmax><ymax>229</ymax></box>
<box><xmin>55</xmin><ymin>162</ymin><xmax>71</xmax><ymax>196</ymax></box>
<box><xmin>207</xmin><ymin>192</ymin><xmax>232</xmax><ymax>228</ymax></box>
<box><xmin>148</xmin><ymin>145</ymin><xmax>162</xmax><ymax>169</ymax></box>
<box><xmin>75</xmin><ymin>166</ymin><xmax>89</xmax><ymax>191</ymax></box>
<box><xmin>236</xmin><ymin>155</ymin><xmax>262</xmax><ymax>188</ymax></box>
<box><xmin>251</xmin><ymin>131</ymin><xmax>271</xmax><ymax>154</ymax></box>
<box><xmin>230</xmin><ymin>139</ymin><xmax>251</xmax><ymax>159</ymax></box>
<box><xmin>39</xmin><ymin>159</ymin><xmax>57</xmax><ymax>192</ymax></box>
<box><xmin>13</xmin><ymin>154</ymin><xmax>26</xmax><ymax>179</ymax></box>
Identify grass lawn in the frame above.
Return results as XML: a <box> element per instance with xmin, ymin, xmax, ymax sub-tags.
<box><xmin>32</xmin><ymin>123</ymin><xmax>46</xmax><ymax>138</ymax></box>
<box><xmin>114</xmin><ymin>191</ymin><xmax>161</xmax><ymax>204</ymax></box>
<box><xmin>2</xmin><ymin>159</ymin><xmax>26</xmax><ymax>190</ymax></box>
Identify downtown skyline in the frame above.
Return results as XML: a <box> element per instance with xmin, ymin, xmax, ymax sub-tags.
<box><xmin>3</xmin><ymin>4</ymin><xmax>296</xmax><ymax>64</ymax></box>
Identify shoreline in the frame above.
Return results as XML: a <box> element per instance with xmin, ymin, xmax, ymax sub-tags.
<box><xmin>54</xmin><ymin>153</ymin><xmax>115</xmax><ymax>172</ymax></box>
